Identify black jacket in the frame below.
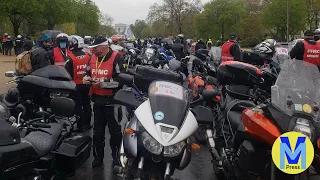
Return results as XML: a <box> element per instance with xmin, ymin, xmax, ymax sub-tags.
<box><xmin>31</xmin><ymin>46</ymin><xmax>49</xmax><ymax>71</ymax></box>
<box><xmin>195</xmin><ymin>41</ymin><xmax>207</xmax><ymax>51</ymax></box>
<box><xmin>172</xmin><ymin>42</ymin><xmax>185</xmax><ymax>60</ymax></box>
<box><xmin>290</xmin><ymin>38</ymin><xmax>316</xmax><ymax>60</ymax></box>
<box><xmin>85</xmin><ymin>48</ymin><xmax>126</xmax><ymax>104</ymax></box>
<box><xmin>229</xmin><ymin>43</ymin><xmax>241</xmax><ymax>61</ymax></box>
<box><xmin>15</xmin><ymin>38</ymin><xmax>23</xmax><ymax>49</ymax></box>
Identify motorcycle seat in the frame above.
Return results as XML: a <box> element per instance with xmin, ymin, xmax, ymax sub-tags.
<box><xmin>24</xmin><ymin>123</ymin><xmax>62</xmax><ymax>156</ymax></box>
<box><xmin>225</xmin><ymin>100</ymin><xmax>255</xmax><ymax>132</ymax></box>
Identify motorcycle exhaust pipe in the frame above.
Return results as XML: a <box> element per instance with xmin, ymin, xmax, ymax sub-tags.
<box><xmin>119</xmin><ymin>140</ymin><xmax>127</xmax><ymax>168</ymax></box>
<box><xmin>136</xmin><ymin>157</ymin><xmax>144</xmax><ymax>178</ymax></box>
<box><xmin>164</xmin><ymin>163</ymin><xmax>171</xmax><ymax>179</ymax></box>
<box><xmin>206</xmin><ymin>129</ymin><xmax>215</xmax><ymax>149</ymax></box>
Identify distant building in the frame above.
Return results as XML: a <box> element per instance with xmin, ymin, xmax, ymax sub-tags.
<box><xmin>114</xmin><ymin>23</ymin><xmax>126</xmax><ymax>34</ymax></box>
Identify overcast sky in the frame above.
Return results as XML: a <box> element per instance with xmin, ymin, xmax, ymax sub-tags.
<box><xmin>92</xmin><ymin>0</ymin><xmax>211</xmax><ymax>25</ymax></box>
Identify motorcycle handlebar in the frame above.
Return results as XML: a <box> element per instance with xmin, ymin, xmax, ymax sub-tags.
<box><xmin>31</xmin><ymin>123</ymin><xmax>51</xmax><ymax>128</ymax></box>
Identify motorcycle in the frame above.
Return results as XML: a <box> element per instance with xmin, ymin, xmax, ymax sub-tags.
<box><xmin>205</xmin><ymin>60</ymin><xmax>320</xmax><ymax>179</ymax></box>
<box><xmin>113</xmin><ymin>73</ymin><xmax>218</xmax><ymax>180</ymax></box>
<box><xmin>3</xmin><ymin>65</ymin><xmax>76</xmax><ymax>120</ymax></box>
<box><xmin>0</xmin><ymin>97</ymin><xmax>92</xmax><ymax>180</ymax></box>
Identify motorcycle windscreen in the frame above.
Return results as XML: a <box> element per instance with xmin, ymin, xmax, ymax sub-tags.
<box><xmin>271</xmin><ymin>60</ymin><xmax>320</xmax><ymax>117</ymax></box>
<box><xmin>148</xmin><ymin>81</ymin><xmax>189</xmax><ymax>128</ymax></box>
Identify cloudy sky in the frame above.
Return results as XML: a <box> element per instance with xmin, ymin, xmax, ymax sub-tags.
<box><xmin>92</xmin><ymin>0</ymin><xmax>211</xmax><ymax>25</ymax></box>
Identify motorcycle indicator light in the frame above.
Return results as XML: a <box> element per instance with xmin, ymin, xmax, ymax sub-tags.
<box><xmin>191</xmin><ymin>143</ymin><xmax>200</xmax><ymax>151</ymax></box>
<box><xmin>317</xmin><ymin>139</ymin><xmax>320</xmax><ymax>149</ymax></box>
<box><xmin>125</xmin><ymin>128</ymin><xmax>135</xmax><ymax>135</ymax></box>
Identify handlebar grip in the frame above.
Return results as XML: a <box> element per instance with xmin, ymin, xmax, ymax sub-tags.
<box><xmin>32</xmin><ymin>123</ymin><xmax>51</xmax><ymax>128</ymax></box>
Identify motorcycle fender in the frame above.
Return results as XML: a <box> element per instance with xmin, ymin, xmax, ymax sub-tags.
<box><xmin>123</xmin><ymin>116</ymin><xmax>138</xmax><ymax>158</ymax></box>
<box><xmin>178</xmin><ymin>138</ymin><xmax>191</xmax><ymax>170</ymax></box>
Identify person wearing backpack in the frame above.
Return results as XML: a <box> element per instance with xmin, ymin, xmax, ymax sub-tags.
<box><xmin>65</xmin><ymin>35</ymin><xmax>92</xmax><ymax>132</ymax></box>
<box><xmin>31</xmin><ymin>33</ymin><xmax>53</xmax><ymax>70</ymax></box>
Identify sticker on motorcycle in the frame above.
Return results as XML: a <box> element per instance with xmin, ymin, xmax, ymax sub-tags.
<box><xmin>154</xmin><ymin>111</ymin><xmax>164</xmax><ymax>121</ymax></box>
<box><xmin>302</xmin><ymin>104</ymin><xmax>312</xmax><ymax>113</ymax></box>
<box><xmin>149</xmin><ymin>87</ymin><xmax>158</xmax><ymax>94</ymax></box>
<box><xmin>154</xmin><ymin>81</ymin><xmax>183</xmax><ymax>100</ymax></box>
<box><xmin>294</xmin><ymin>104</ymin><xmax>302</xmax><ymax>111</ymax></box>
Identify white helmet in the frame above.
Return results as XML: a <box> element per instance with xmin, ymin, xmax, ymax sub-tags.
<box><xmin>4</xmin><ymin>33</ymin><xmax>8</xmax><ymax>36</ymax></box>
<box><xmin>17</xmin><ymin>35</ymin><xmax>22</xmax><ymax>38</ymax></box>
<box><xmin>7</xmin><ymin>36</ymin><xmax>11</xmax><ymax>39</ymax></box>
<box><xmin>177</xmin><ymin>34</ymin><xmax>184</xmax><ymax>38</ymax></box>
<box><xmin>70</xmin><ymin>35</ymin><xmax>85</xmax><ymax>49</ymax></box>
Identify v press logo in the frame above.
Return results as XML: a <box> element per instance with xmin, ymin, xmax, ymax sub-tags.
<box><xmin>271</xmin><ymin>132</ymin><xmax>314</xmax><ymax>174</ymax></box>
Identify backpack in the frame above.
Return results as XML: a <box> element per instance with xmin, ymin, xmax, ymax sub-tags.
<box><xmin>15</xmin><ymin>50</ymin><xmax>33</xmax><ymax>75</ymax></box>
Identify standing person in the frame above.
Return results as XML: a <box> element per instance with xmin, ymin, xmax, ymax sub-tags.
<box><xmin>314</xmin><ymin>28</ymin><xmax>320</xmax><ymax>42</ymax></box>
<box><xmin>31</xmin><ymin>33</ymin><xmax>53</xmax><ymax>71</ymax></box>
<box><xmin>207</xmin><ymin>38</ymin><xmax>213</xmax><ymax>49</ymax></box>
<box><xmin>22</xmin><ymin>35</ymin><xmax>34</xmax><ymax>51</ymax></box>
<box><xmin>14</xmin><ymin>35</ymin><xmax>23</xmax><ymax>56</ymax></box>
<box><xmin>195</xmin><ymin>39</ymin><xmax>206</xmax><ymax>51</ymax></box>
<box><xmin>2</xmin><ymin>33</ymin><xmax>8</xmax><ymax>55</ymax></box>
<box><xmin>65</xmin><ymin>35</ymin><xmax>92</xmax><ymax>132</ymax></box>
<box><xmin>82</xmin><ymin>36</ymin><xmax>125</xmax><ymax>168</ymax></box>
<box><xmin>47</xmin><ymin>33</ymin><xmax>71</xmax><ymax>66</ymax></box>
<box><xmin>220</xmin><ymin>32</ymin><xmax>241</xmax><ymax>62</ymax></box>
<box><xmin>5</xmin><ymin>36</ymin><xmax>14</xmax><ymax>56</ymax></box>
<box><xmin>172</xmin><ymin>37</ymin><xmax>185</xmax><ymax>60</ymax></box>
<box><xmin>290</xmin><ymin>30</ymin><xmax>320</xmax><ymax>66</ymax></box>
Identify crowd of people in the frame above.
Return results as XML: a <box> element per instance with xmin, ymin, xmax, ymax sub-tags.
<box><xmin>1</xmin><ymin>33</ymin><xmax>33</xmax><ymax>56</ymax></box>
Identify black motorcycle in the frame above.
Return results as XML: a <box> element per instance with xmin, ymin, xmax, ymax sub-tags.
<box><xmin>4</xmin><ymin>65</ymin><xmax>76</xmax><ymax>119</ymax></box>
<box><xmin>0</xmin><ymin>97</ymin><xmax>92</xmax><ymax>180</ymax></box>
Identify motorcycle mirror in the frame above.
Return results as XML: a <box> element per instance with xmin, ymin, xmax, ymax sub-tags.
<box><xmin>5</xmin><ymin>71</ymin><xmax>15</xmax><ymax>77</ymax></box>
<box><xmin>119</xmin><ymin>73</ymin><xmax>134</xmax><ymax>86</ymax></box>
<box><xmin>202</xmin><ymin>89</ymin><xmax>218</xmax><ymax>101</ymax></box>
<box><xmin>50</xmin><ymin>97</ymin><xmax>75</xmax><ymax>117</ymax></box>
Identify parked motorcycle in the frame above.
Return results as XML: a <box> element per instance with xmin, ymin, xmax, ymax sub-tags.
<box><xmin>0</xmin><ymin>97</ymin><xmax>92</xmax><ymax>180</ymax></box>
<box><xmin>204</xmin><ymin>60</ymin><xmax>320</xmax><ymax>180</ymax></box>
<box><xmin>3</xmin><ymin>65</ymin><xmax>76</xmax><ymax>120</ymax></box>
<box><xmin>113</xmin><ymin>73</ymin><xmax>217</xmax><ymax>180</ymax></box>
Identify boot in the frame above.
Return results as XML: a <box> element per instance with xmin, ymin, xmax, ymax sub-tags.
<box><xmin>111</xmin><ymin>146</ymin><xmax>121</xmax><ymax>166</ymax></box>
<box><xmin>92</xmin><ymin>146</ymin><xmax>104</xmax><ymax>168</ymax></box>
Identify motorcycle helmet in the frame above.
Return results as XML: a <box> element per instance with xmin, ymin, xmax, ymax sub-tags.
<box><xmin>314</xmin><ymin>28</ymin><xmax>320</xmax><ymax>41</ymax></box>
<box><xmin>17</xmin><ymin>35</ymin><xmax>22</xmax><ymax>39</ymax></box>
<box><xmin>4</xmin><ymin>33</ymin><xmax>8</xmax><ymax>36</ymax></box>
<box><xmin>177</xmin><ymin>34</ymin><xmax>184</xmax><ymax>38</ymax></box>
<box><xmin>69</xmin><ymin>35</ymin><xmax>85</xmax><ymax>50</ymax></box>
<box><xmin>195</xmin><ymin>49</ymin><xmax>210</xmax><ymax>61</ymax></box>
<box><xmin>128</xmin><ymin>49</ymin><xmax>137</xmax><ymax>58</ymax></box>
<box><xmin>56</xmin><ymin>33</ymin><xmax>69</xmax><ymax>49</ymax></box>
<box><xmin>1</xmin><ymin>87</ymin><xmax>20</xmax><ymax>108</ymax></box>
<box><xmin>112</xmin><ymin>36</ymin><xmax>119</xmax><ymax>43</ymax></box>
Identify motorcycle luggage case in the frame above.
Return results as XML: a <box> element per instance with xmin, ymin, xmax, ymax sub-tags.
<box><xmin>134</xmin><ymin>65</ymin><xmax>183</xmax><ymax>92</ymax></box>
<box><xmin>52</xmin><ymin>134</ymin><xmax>92</xmax><ymax>176</ymax></box>
<box><xmin>217</xmin><ymin>61</ymin><xmax>262</xmax><ymax>87</ymax></box>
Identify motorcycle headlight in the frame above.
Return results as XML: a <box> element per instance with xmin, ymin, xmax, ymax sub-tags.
<box><xmin>142</xmin><ymin>132</ymin><xmax>163</xmax><ymax>155</ymax></box>
<box><xmin>293</xmin><ymin>118</ymin><xmax>314</xmax><ymax>140</ymax></box>
<box><xmin>164</xmin><ymin>141</ymin><xmax>185</xmax><ymax>157</ymax></box>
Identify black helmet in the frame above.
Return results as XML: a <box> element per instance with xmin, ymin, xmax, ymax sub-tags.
<box><xmin>1</xmin><ymin>87</ymin><xmax>20</xmax><ymax>108</ymax></box>
<box><xmin>195</xmin><ymin>49</ymin><xmax>210</xmax><ymax>61</ymax></box>
<box><xmin>56</xmin><ymin>33</ymin><xmax>69</xmax><ymax>48</ymax></box>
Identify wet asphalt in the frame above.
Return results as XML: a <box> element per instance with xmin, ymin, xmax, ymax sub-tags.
<box><xmin>69</xmin><ymin>127</ymin><xmax>216</xmax><ymax>180</ymax></box>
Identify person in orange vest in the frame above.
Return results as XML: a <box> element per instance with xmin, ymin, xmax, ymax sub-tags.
<box><xmin>290</xmin><ymin>30</ymin><xmax>320</xmax><ymax>67</ymax></box>
<box><xmin>65</xmin><ymin>35</ymin><xmax>92</xmax><ymax>132</ymax></box>
<box><xmin>83</xmin><ymin>36</ymin><xmax>125</xmax><ymax>168</ymax></box>
<box><xmin>221</xmin><ymin>32</ymin><xmax>241</xmax><ymax>62</ymax></box>
<box><xmin>48</xmin><ymin>33</ymin><xmax>71</xmax><ymax>66</ymax></box>
<box><xmin>2</xmin><ymin>33</ymin><xmax>8</xmax><ymax>55</ymax></box>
